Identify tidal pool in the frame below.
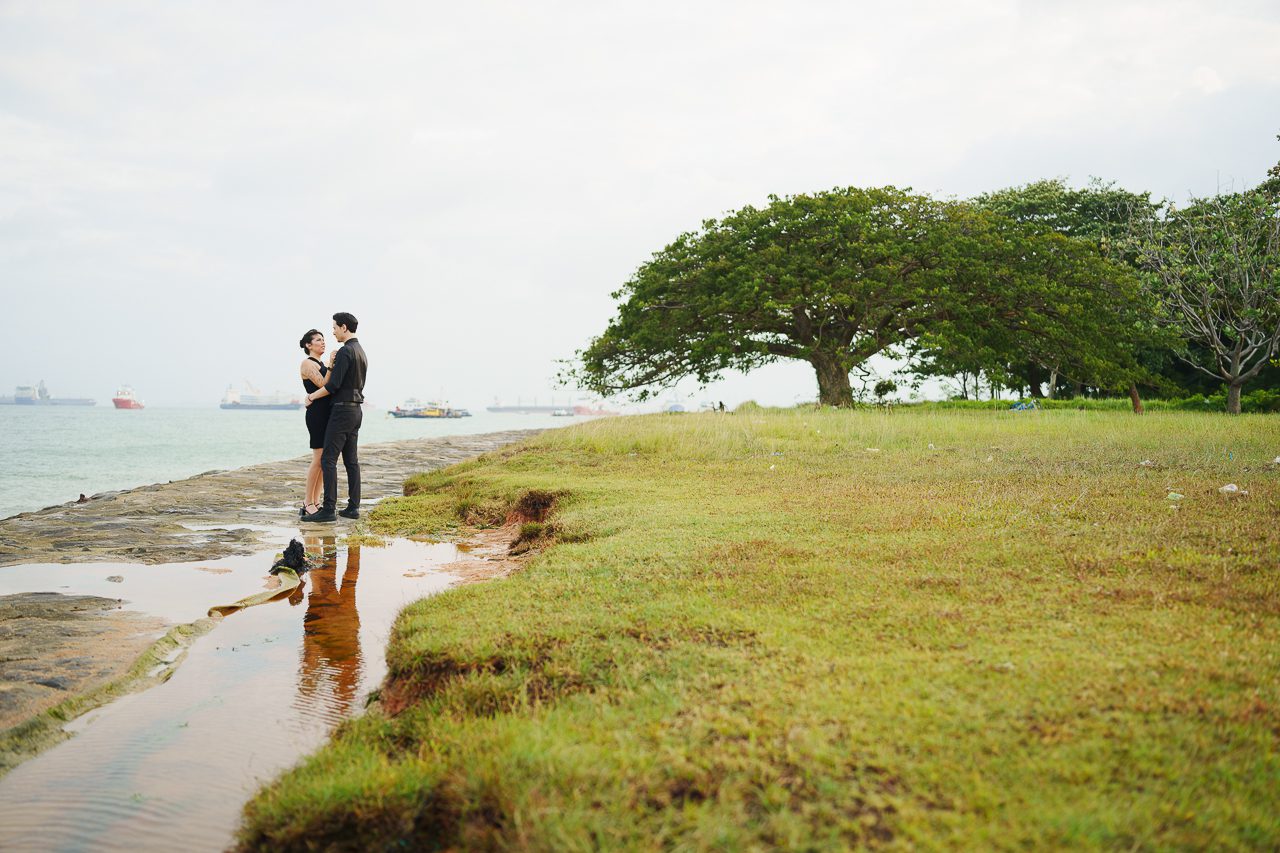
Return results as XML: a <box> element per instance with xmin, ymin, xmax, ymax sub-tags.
<box><xmin>0</xmin><ymin>533</ymin><xmax>459</xmax><ymax>852</ymax></box>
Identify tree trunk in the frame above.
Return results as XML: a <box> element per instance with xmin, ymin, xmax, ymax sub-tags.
<box><xmin>1026</xmin><ymin>362</ymin><xmax>1045</xmax><ymax>398</ymax></box>
<box><xmin>810</xmin><ymin>353</ymin><xmax>853</xmax><ymax>407</ymax></box>
<box><xmin>1047</xmin><ymin>366</ymin><xmax>1058</xmax><ymax>400</ymax></box>
<box><xmin>1227</xmin><ymin>383</ymin><xmax>1243</xmax><ymax>415</ymax></box>
<box><xmin>1127</xmin><ymin>382</ymin><xmax>1144</xmax><ymax>414</ymax></box>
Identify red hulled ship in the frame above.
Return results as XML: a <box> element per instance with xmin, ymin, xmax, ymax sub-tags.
<box><xmin>112</xmin><ymin>386</ymin><xmax>144</xmax><ymax>409</ymax></box>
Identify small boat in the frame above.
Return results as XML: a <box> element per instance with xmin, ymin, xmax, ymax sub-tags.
<box><xmin>389</xmin><ymin>399</ymin><xmax>468</xmax><ymax>419</ymax></box>
<box><xmin>112</xmin><ymin>386</ymin><xmax>145</xmax><ymax>409</ymax></box>
<box><xmin>552</xmin><ymin>408</ymin><xmax>574</xmax><ymax>417</ymax></box>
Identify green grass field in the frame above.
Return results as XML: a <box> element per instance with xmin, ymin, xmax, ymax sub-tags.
<box><xmin>239</xmin><ymin>408</ymin><xmax>1280</xmax><ymax>850</ymax></box>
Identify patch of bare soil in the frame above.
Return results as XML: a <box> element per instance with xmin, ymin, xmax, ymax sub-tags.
<box><xmin>435</xmin><ymin>524</ymin><xmax>529</xmax><ymax>585</ymax></box>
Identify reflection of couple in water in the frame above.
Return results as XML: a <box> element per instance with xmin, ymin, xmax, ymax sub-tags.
<box><xmin>294</xmin><ymin>535</ymin><xmax>363</xmax><ymax>717</ymax></box>
<box><xmin>297</xmin><ymin>312</ymin><xmax>368</xmax><ymax>523</ymax></box>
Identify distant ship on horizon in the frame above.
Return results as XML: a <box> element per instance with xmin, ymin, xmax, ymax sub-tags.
<box><xmin>112</xmin><ymin>385</ymin><xmax>145</xmax><ymax>409</ymax></box>
<box><xmin>0</xmin><ymin>380</ymin><xmax>95</xmax><ymax>406</ymax></box>
<box><xmin>487</xmin><ymin>397</ymin><xmax>618</xmax><ymax>416</ymax></box>
<box><xmin>220</xmin><ymin>383</ymin><xmax>303</xmax><ymax>411</ymax></box>
<box><xmin>389</xmin><ymin>398</ymin><xmax>471</xmax><ymax>419</ymax></box>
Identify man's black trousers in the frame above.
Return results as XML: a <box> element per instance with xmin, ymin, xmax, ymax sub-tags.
<box><xmin>321</xmin><ymin>403</ymin><xmax>362</xmax><ymax>511</ymax></box>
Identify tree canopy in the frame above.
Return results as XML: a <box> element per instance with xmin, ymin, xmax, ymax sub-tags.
<box><xmin>907</xmin><ymin>178</ymin><xmax>1167</xmax><ymax>404</ymax></box>
<box><xmin>570</xmin><ymin>186</ymin><xmax>1146</xmax><ymax>407</ymax></box>
<box><xmin>1261</xmin><ymin>133</ymin><xmax>1280</xmax><ymax>199</ymax></box>
<box><xmin>974</xmin><ymin>177</ymin><xmax>1160</xmax><ymax>245</ymax></box>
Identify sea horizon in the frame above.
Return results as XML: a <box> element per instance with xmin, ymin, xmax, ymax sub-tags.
<box><xmin>1</xmin><ymin>406</ymin><xmax>581</xmax><ymax>521</ymax></box>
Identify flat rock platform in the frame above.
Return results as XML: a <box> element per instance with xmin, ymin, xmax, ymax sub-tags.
<box><xmin>0</xmin><ymin>429</ymin><xmax>542</xmax><ymax>567</ymax></box>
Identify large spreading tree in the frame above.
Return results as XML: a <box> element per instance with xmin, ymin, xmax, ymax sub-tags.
<box><xmin>570</xmin><ymin>186</ymin><xmax>1146</xmax><ymax>407</ymax></box>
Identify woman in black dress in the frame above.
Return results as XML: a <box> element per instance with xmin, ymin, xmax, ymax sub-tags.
<box><xmin>299</xmin><ymin>329</ymin><xmax>335</xmax><ymax>516</ymax></box>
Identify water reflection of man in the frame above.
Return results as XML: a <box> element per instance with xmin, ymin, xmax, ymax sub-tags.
<box><xmin>296</xmin><ymin>535</ymin><xmax>362</xmax><ymax>717</ymax></box>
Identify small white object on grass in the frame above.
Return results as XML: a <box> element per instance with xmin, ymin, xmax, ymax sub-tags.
<box><xmin>928</xmin><ymin>443</ymin><xmax>936</xmax><ymax>450</ymax></box>
<box><xmin>1218</xmin><ymin>483</ymin><xmax>1248</xmax><ymax>496</ymax></box>
<box><xmin>1139</xmin><ymin>459</ymin><xmax>1155</xmax><ymax>467</ymax></box>
<box><xmin>1167</xmin><ymin>492</ymin><xmax>1184</xmax><ymax>501</ymax></box>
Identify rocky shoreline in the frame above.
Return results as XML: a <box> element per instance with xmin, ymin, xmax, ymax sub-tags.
<box><xmin>0</xmin><ymin>429</ymin><xmax>543</xmax><ymax>567</ymax></box>
<box><xmin>0</xmin><ymin>429</ymin><xmax>542</xmax><ymax>773</ymax></box>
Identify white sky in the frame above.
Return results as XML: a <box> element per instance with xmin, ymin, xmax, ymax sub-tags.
<box><xmin>3</xmin><ymin>0</ymin><xmax>1278</xmax><ymax>408</ymax></box>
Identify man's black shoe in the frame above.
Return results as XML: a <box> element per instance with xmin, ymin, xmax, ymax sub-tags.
<box><xmin>301</xmin><ymin>508</ymin><xmax>337</xmax><ymax>523</ymax></box>
<box><xmin>338</xmin><ymin>507</ymin><xmax>360</xmax><ymax>519</ymax></box>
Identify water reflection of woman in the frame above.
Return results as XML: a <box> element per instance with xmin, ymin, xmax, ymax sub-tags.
<box><xmin>297</xmin><ymin>537</ymin><xmax>362</xmax><ymax>717</ymax></box>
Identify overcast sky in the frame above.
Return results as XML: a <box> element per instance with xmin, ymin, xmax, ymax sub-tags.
<box><xmin>3</xmin><ymin>1</ymin><xmax>1278</xmax><ymax>408</ymax></box>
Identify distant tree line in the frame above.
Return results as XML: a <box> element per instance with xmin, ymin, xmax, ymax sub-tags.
<box><xmin>566</xmin><ymin>137</ymin><xmax>1280</xmax><ymax>414</ymax></box>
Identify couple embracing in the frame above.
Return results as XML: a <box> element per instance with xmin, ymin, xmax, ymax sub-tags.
<box><xmin>297</xmin><ymin>312</ymin><xmax>367</xmax><ymax>523</ymax></box>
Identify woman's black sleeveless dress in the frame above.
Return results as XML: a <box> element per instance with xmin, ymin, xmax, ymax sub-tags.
<box><xmin>303</xmin><ymin>357</ymin><xmax>333</xmax><ymax>450</ymax></box>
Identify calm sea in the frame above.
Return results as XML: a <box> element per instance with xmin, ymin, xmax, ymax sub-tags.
<box><xmin>0</xmin><ymin>406</ymin><xmax>572</xmax><ymax>520</ymax></box>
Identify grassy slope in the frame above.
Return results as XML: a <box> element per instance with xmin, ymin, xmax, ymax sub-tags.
<box><xmin>240</xmin><ymin>409</ymin><xmax>1280</xmax><ymax>850</ymax></box>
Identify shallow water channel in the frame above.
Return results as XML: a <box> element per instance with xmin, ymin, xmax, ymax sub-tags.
<box><xmin>0</xmin><ymin>531</ymin><xmax>461</xmax><ymax>851</ymax></box>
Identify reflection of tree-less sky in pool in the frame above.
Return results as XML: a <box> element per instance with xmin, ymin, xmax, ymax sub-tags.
<box><xmin>0</xmin><ymin>537</ymin><xmax>457</xmax><ymax>852</ymax></box>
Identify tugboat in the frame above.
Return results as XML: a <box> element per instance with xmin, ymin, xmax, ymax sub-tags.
<box><xmin>389</xmin><ymin>399</ymin><xmax>468</xmax><ymax>418</ymax></box>
<box><xmin>112</xmin><ymin>385</ymin><xmax>145</xmax><ymax>409</ymax></box>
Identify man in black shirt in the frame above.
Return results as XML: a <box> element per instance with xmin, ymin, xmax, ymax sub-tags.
<box><xmin>302</xmin><ymin>312</ymin><xmax>368</xmax><ymax>522</ymax></box>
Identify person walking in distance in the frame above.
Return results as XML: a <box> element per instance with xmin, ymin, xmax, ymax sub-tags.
<box><xmin>302</xmin><ymin>312</ymin><xmax>367</xmax><ymax>522</ymax></box>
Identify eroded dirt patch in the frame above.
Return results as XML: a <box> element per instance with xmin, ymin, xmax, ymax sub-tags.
<box><xmin>435</xmin><ymin>524</ymin><xmax>529</xmax><ymax>586</ymax></box>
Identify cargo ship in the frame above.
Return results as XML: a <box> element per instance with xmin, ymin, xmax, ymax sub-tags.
<box><xmin>220</xmin><ymin>384</ymin><xmax>303</xmax><ymax>410</ymax></box>
<box><xmin>389</xmin><ymin>399</ymin><xmax>470</xmax><ymax>419</ymax></box>
<box><xmin>0</xmin><ymin>380</ymin><xmax>95</xmax><ymax>406</ymax></box>
<box><xmin>112</xmin><ymin>386</ymin><xmax>145</xmax><ymax>409</ymax></box>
